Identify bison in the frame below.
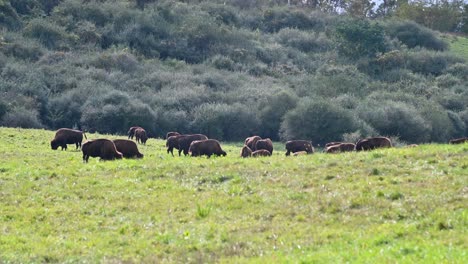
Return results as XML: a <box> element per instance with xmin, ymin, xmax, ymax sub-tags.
<box><xmin>285</xmin><ymin>140</ymin><xmax>314</xmax><ymax>156</ymax></box>
<box><xmin>177</xmin><ymin>134</ymin><xmax>209</xmax><ymax>156</ymax></box>
<box><xmin>449</xmin><ymin>137</ymin><xmax>468</xmax><ymax>144</ymax></box>
<box><xmin>324</xmin><ymin>142</ymin><xmax>343</xmax><ymax>149</ymax></box>
<box><xmin>51</xmin><ymin>128</ymin><xmax>87</xmax><ymax>151</ymax></box>
<box><xmin>127</xmin><ymin>126</ymin><xmax>143</xmax><ymax>139</ymax></box>
<box><xmin>255</xmin><ymin>138</ymin><xmax>273</xmax><ymax>154</ymax></box>
<box><xmin>82</xmin><ymin>139</ymin><xmax>123</xmax><ymax>163</ymax></box>
<box><xmin>135</xmin><ymin>128</ymin><xmax>148</xmax><ymax>145</ymax></box>
<box><xmin>355</xmin><ymin>137</ymin><xmax>392</xmax><ymax>151</ymax></box>
<box><xmin>166</xmin><ymin>131</ymin><xmax>180</xmax><ymax>139</ymax></box>
<box><xmin>326</xmin><ymin>143</ymin><xmax>356</xmax><ymax>153</ymax></box>
<box><xmin>189</xmin><ymin>139</ymin><xmax>227</xmax><ymax>158</ymax></box>
<box><xmin>113</xmin><ymin>139</ymin><xmax>144</xmax><ymax>159</ymax></box>
<box><xmin>245</xmin><ymin>136</ymin><xmax>262</xmax><ymax>151</ymax></box>
<box><xmin>252</xmin><ymin>149</ymin><xmax>271</xmax><ymax>157</ymax></box>
<box><xmin>240</xmin><ymin>145</ymin><xmax>253</xmax><ymax>158</ymax></box>
<box><xmin>166</xmin><ymin>135</ymin><xmax>183</xmax><ymax>156</ymax></box>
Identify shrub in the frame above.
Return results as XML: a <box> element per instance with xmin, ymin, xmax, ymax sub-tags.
<box><xmin>280</xmin><ymin>99</ymin><xmax>359</xmax><ymax>144</ymax></box>
<box><xmin>447</xmin><ymin>111</ymin><xmax>466</xmax><ymax>138</ymax></box>
<box><xmin>313</xmin><ymin>65</ymin><xmax>370</xmax><ymax>97</ymax></box>
<box><xmin>1</xmin><ymin>107</ymin><xmax>43</xmax><ymax>128</ymax></box>
<box><xmin>0</xmin><ymin>35</ymin><xmax>44</xmax><ymax>61</ymax></box>
<box><xmin>258</xmin><ymin>90</ymin><xmax>298</xmax><ymax>140</ymax></box>
<box><xmin>445</xmin><ymin>63</ymin><xmax>468</xmax><ymax>81</ymax></box>
<box><xmin>384</xmin><ymin>20</ymin><xmax>448</xmax><ymax>51</ymax></box>
<box><xmin>405</xmin><ymin>50</ymin><xmax>462</xmax><ymax>76</ymax></box>
<box><xmin>190</xmin><ymin>103</ymin><xmax>259</xmax><ymax>141</ymax></box>
<box><xmin>80</xmin><ymin>90</ymin><xmax>157</xmax><ymax>135</ymax></box>
<box><xmin>24</xmin><ymin>18</ymin><xmax>77</xmax><ymax>50</ymax></box>
<box><xmin>276</xmin><ymin>29</ymin><xmax>332</xmax><ymax>53</ymax></box>
<box><xmin>261</xmin><ymin>7</ymin><xmax>323</xmax><ymax>33</ymax></box>
<box><xmin>358</xmin><ymin>100</ymin><xmax>431</xmax><ymax>143</ymax></box>
<box><xmin>334</xmin><ymin>18</ymin><xmax>388</xmax><ymax>59</ymax></box>
<box><xmin>0</xmin><ymin>0</ymin><xmax>21</xmax><ymax>29</ymax></box>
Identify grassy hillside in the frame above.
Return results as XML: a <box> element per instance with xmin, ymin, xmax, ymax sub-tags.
<box><xmin>442</xmin><ymin>34</ymin><xmax>468</xmax><ymax>61</ymax></box>
<box><xmin>0</xmin><ymin>127</ymin><xmax>466</xmax><ymax>262</ymax></box>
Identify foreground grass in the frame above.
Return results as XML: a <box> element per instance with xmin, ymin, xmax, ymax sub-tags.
<box><xmin>0</xmin><ymin>127</ymin><xmax>467</xmax><ymax>263</ymax></box>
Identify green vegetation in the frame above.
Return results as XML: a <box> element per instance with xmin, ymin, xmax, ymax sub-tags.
<box><xmin>443</xmin><ymin>34</ymin><xmax>468</xmax><ymax>62</ymax></box>
<box><xmin>0</xmin><ymin>127</ymin><xmax>467</xmax><ymax>262</ymax></box>
<box><xmin>0</xmin><ymin>0</ymin><xmax>467</xmax><ymax>144</ymax></box>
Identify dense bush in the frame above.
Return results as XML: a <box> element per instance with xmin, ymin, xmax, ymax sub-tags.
<box><xmin>1</xmin><ymin>107</ymin><xmax>44</xmax><ymax>128</ymax></box>
<box><xmin>384</xmin><ymin>20</ymin><xmax>448</xmax><ymax>51</ymax></box>
<box><xmin>358</xmin><ymin>100</ymin><xmax>431</xmax><ymax>143</ymax></box>
<box><xmin>280</xmin><ymin>99</ymin><xmax>359</xmax><ymax>144</ymax></box>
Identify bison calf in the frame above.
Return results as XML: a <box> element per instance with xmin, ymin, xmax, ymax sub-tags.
<box><xmin>51</xmin><ymin>128</ymin><xmax>87</xmax><ymax>151</ymax></box>
<box><xmin>189</xmin><ymin>139</ymin><xmax>227</xmax><ymax>158</ymax></box>
<box><xmin>240</xmin><ymin>145</ymin><xmax>253</xmax><ymax>158</ymax></box>
<box><xmin>135</xmin><ymin>128</ymin><xmax>148</xmax><ymax>145</ymax></box>
<box><xmin>113</xmin><ymin>139</ymin><xmax>144</xmax><ymax>159</ymax></box>
<box><xmin>82</xmin><ymin>139</ymin><xmax>123</xmax><ymax>163</ymax></box>
<box><xmin>252</xmin><ymin>149</ymin><xmax>271</xmax><ymax>157</ymax></box>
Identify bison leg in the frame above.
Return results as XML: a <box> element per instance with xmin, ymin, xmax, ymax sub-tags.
<box><xmin>285</xmin><ymin>150</ymin><xmax>290</xmax><ymax>156</ymax></box>
<box><xmin>167</xmin><ymin>147</ymin><xmax>174</xmax><ymax>156</ymax></box>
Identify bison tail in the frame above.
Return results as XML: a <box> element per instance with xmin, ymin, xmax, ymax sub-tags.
<box><xmin>83</xmin><ymin>131</ymin><xmax>88</xmax><ymax>140</ymax></box>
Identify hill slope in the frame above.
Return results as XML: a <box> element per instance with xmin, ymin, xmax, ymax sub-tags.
<box><xmin>0</xmin><ymin>1</ymin><xmax>467</xmax><ymax>143</ymax></box>
<box><xmin>0</xmin><ymin>127</ymin><xmax>466</xmax><ymax>262</ymax></box>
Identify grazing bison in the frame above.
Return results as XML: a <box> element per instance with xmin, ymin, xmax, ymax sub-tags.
<box><xmin>166</xmin><ymin>135</ymin><xmax>183</xmax><ymax>156</ymax></box>
<box><xmin>82</xmin><ymin>139</ymin><xmax>123</xmax><ymax>163</ymax></box>
<box><xmin>255</xmin><ymin>138</ymin><xmax>273</xmax><ymax>154</ymax></box>
<box><xmin>51</xmin><ymin>128</ymin><xmax>87</xmax><ymax>150</ymax></box>
<box><xmin>177</xmin><ymin>134</ymin><xmax>209</xmax><ymax>156</ymax></box>
<box><xmin>245</xmin><ymin>136</ymin><xmax>262</xmax><ymax>151</ymax></box>
<box><xmin>285</xmin><ymin>140</ymin><xmax>314</xmax><ymax>156</ymax></box>
<box><xmin>166</xmin><ymin>131</ymin><xmax>180</xmax><ymax>139</ymax></box>
<box><xmin>113</xmin><ymin>139</ymin><xmax>144</xmax><ymax>159</ymax></box>
<box><xmin>355</xmin><ymin>137</ymin><xmax>392</xmax><ymax>151</ymax></box>
<box><xmin>449</xmin><ymin>137</ymin><xmax>468</xmax><ymax>144</ymax></box>
<box><xmin>252</xmin><ymin>149</ymin><xmax>271</xmax><ymax>157</ymax></box>
<box><xmin>135</xmin><ymin>128</ymin><xmax>148</xmax><ymax>145</ymax></box>
<box><xmin>189</xmin><ymin>139</ymin><xmax>227</xmax><ymax>158</ymax></box>
<box><xmin>325</xmin><ymin>143</ymin><xmax>355</xmax><ymax>153</ymax></box>
<box><xmin>240</xmin><ymin>145</ymin><xmax>253</xmax><ymax>158</ymax></box>
<box><xmin>127</xmin><ymin>126</ymin><xmax>143</xmax><ymax>139</ymax></box>
<box><xmin>324</xmin><ymin>142</ymin><xmax>343</xmax><ymax>149</ymax></box>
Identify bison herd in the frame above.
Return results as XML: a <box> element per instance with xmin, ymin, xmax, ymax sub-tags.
<box><xmin>50</xmin><ymin>127</ymin><xmax>468</xmax><ymax>162</ymax></box>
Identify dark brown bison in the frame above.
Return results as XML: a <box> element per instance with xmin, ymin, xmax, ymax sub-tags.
<box><xmin>449</xmin><ymin>137</ymin><xmax>468</xmax><ymax>144</ymax></box>
<box><xmin>82</xmin><ymin>139</ymin><xmax>123</xmax><ymax>163</ymax></box>
<box><xmin>135</xmin><ymin>128</ymin><xmax>148</xmax><ymax>144</ymax></box>
<box><xmin>166</xmin><ymin>131</ymin><xmax>180</xmax><ymax>139</ymax></box>
<box><xmin>127</xmin><ymin>126</ymin><xmax>143</xmax><ymax>139</ymax></box>
<box><xmin>240</xmin><ymin>145</ymin><xmax>252</xmax><ymax>158</ymax></box>
<box><xmin>355</xmin><ymin>137</ymin><xmax>392</xmax><ymax>151</ymax></box>
<box><xmin>51</xmin><ymin>128</ymin><xmax>87</xmax><ymax>150</ymax></box>
<box><xmin>245</xmin><ymin>136</ymin><xmax>262</xmax><ymax>151</ymax></box>
<box><xmin>252</xmin><ymin>149</ymin><xmax>271</xmax><ymax>157</ymax></box>
<box><xmin>166</xmin><ymin>135</ymin><xmax>183</xmax><ymax>156</ymax></box>
<box><xmin>285</xmin><ymin>140</ymin><xmax>314</xmax><ymax>156</ymax></box>
<box><xmin>255</xmin><ymin>138</ymin><xmax>273</xmax><ymax>154</ymax></box>
<box><xmin>325</xmin><ymin>143</ymin><xmax>355</xmax><ymax>153</ymax></box>
<box><xmin>189</xmin><ymin>139</ymin><xmax>227</xmax><ymax>158</ymax></box>
<box><xmin>113</xmin><ymin>139</ymin><xmax>144</xmax><ymax>159</ymax></box>
<box><xmin>177</xmin><ymin>134</ymin><xmax>209</xmax><ymax>156</ymax></box>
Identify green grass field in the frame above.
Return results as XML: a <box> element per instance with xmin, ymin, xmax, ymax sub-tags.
<box><xmin>0</xmin><ymin>127</ymin><xmax>467</xmax><ymax>263</ymax></box>
<box><xmin>442</xmin><ymin>33</ymin><xmax>468</xmax><ymax>61</ymax></box>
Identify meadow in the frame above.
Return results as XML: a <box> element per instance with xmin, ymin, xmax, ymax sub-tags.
<box><xmin>0</xmin><ymin>127</ymin><xmax>467</xmax><ymax>263</ymax></box>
